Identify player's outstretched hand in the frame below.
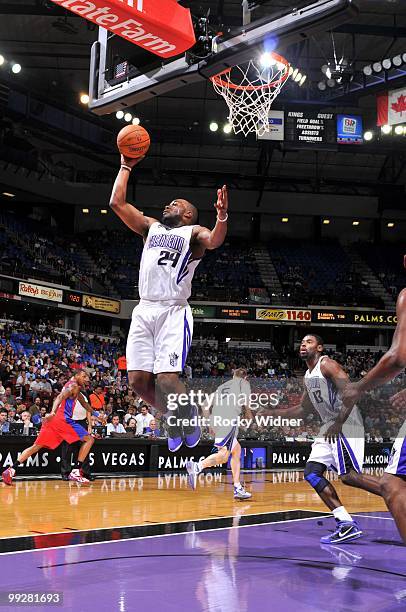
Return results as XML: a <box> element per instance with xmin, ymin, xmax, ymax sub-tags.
<box><xmin>214</xmin><ymin>185</ymin><xmax>228</xmax><ymax>219</ymax></box>
<box><xmin>120</xmin><ymin>154</ymin><xmax>145</xmax><ymax>169</ymax></box>
<box><xmin>324</xmin><ymin>419</ymin><xmax>343</xmax><ymax>444</ymax></box>
<box><xmin>43</xmin><ymin>412</ymin><xmax>55</xmax><ymax>423</ymax></box>
<box><xmin>390</xmin><ymin>388</ymin><xmax>406</xmax><ymax>409</ymax></box>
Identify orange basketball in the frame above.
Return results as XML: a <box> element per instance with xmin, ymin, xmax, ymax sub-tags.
<box><xmin>117</xmin><ymin>124</ymin><xmax>150</xmax><ymax>159</ymax></box>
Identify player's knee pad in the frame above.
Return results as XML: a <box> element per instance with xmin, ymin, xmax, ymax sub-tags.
<box><xmin>304</xmin><ymin>461</ymin><xmax>329</xmax><ymax>493</ymax></box>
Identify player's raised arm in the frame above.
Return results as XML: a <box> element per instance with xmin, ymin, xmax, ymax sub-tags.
<box><xmin>343</xmin><ymin>288</ymin><xmax>406</xmax><ymax>405</ymax></box>
<box><xmin>193</xmin><ymin>185</ymin><xmax>228</xmax><ymax>252</ymax></box>
<box><xmin>109</xmin><ymin>155</ymin><xmax>158</xmax><ymax>237</ymax></box>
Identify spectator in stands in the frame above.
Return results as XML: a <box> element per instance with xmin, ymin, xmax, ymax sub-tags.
<box><xmin>0</xmin><ymin>409</ymin><xmax>9</xmax><ymax>434</ymax></box>
<box><xmin>29</xmin><ymin>378</ymin><xmax>42</xmax><ymax>400</ymax></box>
<box><xmin>125</xmin><ymin>417</ymin><xmax>137</xmax><ymax>432</ymax></box>
<box><xmin>135</xmin><ymin>405</ymin><xmax>154</xmax><ymax>435</ymax></box>
<box><xmin>124</xmin><ymin>406</ymin><xmax>136</xmax><ymax>425</ymax></box>
<box><xmin>29</xmin><ymin>396</ymin><xmax>42</xmax><ymax>418</ymax></box>
<box><xmin>107</xmin><ymin>414</ymin><xmax>126</xmax><ymax>435</ymax></box>
<box><xmin>184</xmin><ymin>364</ymin><xmax>192</xmax><ymax>380</ymax></box>
<box><xmin>3</xmin><ymin>386</ymin><xmax>16</xmax><ymax>406</ymax></box>
<box><xmin>89</xmin><ymin>386</ymin><xmax>105</xmax><ymax>411</ymax></box>
<box><xmin>20</xmin><ymin>411</ymin><xmax>33</xmax><ymax>430</ymax></box>
<box><xmin>117</xmin><ymin>354</ymin><xmax>127</xmax><ymax>376</ymax></box>
<box><xmin>145</xmin><ymin>419</ymin><xmax>160</xmax><ymax>438</ymax></box>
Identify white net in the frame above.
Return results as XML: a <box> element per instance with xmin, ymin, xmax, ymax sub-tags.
<box><xmin>211</xmin><ymin>57</ymin><xmax>289</xmax><ymax>137</ymax></box>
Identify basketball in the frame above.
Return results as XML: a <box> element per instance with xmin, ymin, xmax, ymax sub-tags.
<box><xmin>117</xmin><ymin>124</ymin><xmax>150</xmax><ymax>159</ymax></box>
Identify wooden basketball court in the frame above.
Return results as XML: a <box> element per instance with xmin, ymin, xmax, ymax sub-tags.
<box><xmin>0</xmin><ymin>470</ymin><xmax>388</xmax><ymax>539</ymax></box>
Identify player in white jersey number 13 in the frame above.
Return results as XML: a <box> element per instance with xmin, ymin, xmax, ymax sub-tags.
<box><xmin>109</xmin><ymin>153</ymin><xmax>228</xmax><ymax>452</ymax></box>
<box><xmin>274</xmin><ymin>334</ymin><xmax>382</xmax><ymax>544</ymax></box>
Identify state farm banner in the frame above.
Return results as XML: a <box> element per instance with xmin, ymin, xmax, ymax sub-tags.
<box><xmin>50</xmin><ymin>0</ymin><xmax>195</xmax><ymax>58</ymax></box>
<box><xmin>19</xmin><ymin>282</ymin><xmax>63</xmax><ymax>303</ymax></box>
<box><xmin>377</xmin><ymin>86</ymin><xmax>406</xmax><ymax>126</ymax></box>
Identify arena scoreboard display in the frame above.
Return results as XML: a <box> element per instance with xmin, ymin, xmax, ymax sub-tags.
<box><xmin>285</xmin><ymin>111</ymin><xmax>336</xmax><ymax>145</ymax></box>
<box><xmin>313</xmin><ymin>309</ymin><xmax>397</xmax><ymax>326</ymax></box>
<box><xmin>218</xmin><ymin>307</ymin><xmax>254</xmax><ymax>320</ymax></box>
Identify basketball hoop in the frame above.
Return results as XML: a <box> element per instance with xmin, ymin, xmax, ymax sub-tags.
<box><xmin>210</xmin><ymin>53</ymin><xmax>290</xmax><ymax>137</ymax></box>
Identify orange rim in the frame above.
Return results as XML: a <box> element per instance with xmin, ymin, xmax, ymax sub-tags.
<box><xmin>210</xmin><ymin>52</ymin><xmax>290</xmax><ymax>92</ymax></box>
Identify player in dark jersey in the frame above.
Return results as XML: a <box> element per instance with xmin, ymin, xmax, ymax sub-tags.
<box><xmin>2</xmin><ymin>370</ymin><xmax>94</xmax><ymax>485</ymax></box>
<box><xmin>343</xmin><ymin>256</ymin><xmax>406</xmax><ymax>543</ymax></box>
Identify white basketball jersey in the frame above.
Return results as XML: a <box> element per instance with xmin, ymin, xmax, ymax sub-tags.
<box><xmin>304</xmin><ymin>356</ymin><xmax>361</xmax><ymax>425</ymax></box>
<box><xmin>138</xmin><ymin>222</ymin><xmax>201</xmax><ymax>302</ymax></box>
<box><xmin>211</xmin><ymin>377</ymin><xmax>252</xmax><ymax>421</ymax></box>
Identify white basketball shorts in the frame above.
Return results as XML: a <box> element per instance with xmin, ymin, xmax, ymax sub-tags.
<box><xmin>126</xmin><ymin>300</ymin><xmax>193</xmax><ymax>374</ymax></box>
<box><xmin>385</xmin><ymin>420</ymin><xmax>406</xmax><ymax>476</ymax></box>
<box><xmin>308</xmin><ymin>419</ymin><xmax>365</xmax><ymax>476</ymax></box>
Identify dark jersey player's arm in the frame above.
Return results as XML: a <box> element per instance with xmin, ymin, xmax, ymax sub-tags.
<box><xmin>109</xmin><ymin>162</ymin><xmax>157</xmax><ymax>238</ymax></box>
<box><xmin>356</xmin><ymin>288</ymin><xmax>406</xmax><ymax>392</ymax></box>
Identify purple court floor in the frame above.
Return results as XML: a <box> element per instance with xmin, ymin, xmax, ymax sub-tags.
<box><xmin>0</xmin><ymin>511</ymin><xmax>405</xmax><ymax>611</ymax></box>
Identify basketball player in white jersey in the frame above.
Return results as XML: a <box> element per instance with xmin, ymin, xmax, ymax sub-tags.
<box><xmin>109</xmin><ymin>154</ymin><xmax>228</xmax><ymax>451</ymax></box>
<box><xmin>275</xmin><ymin>334</ymin><xmax>381</xmax><ymax>544</ymax></box>
<box><xmin>343</xmin><ymin>257</ymin><xmax>406</xmax><ymax>543</ymax></box>
<box><xmin>186</xmin><ymin>368</ymin><xmax>253</xmax><ymax>499</ymax></box>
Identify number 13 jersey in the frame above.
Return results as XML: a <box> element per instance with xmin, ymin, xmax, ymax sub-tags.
<box><xmin>138</xmin><ymin>222</ymin><xmax>201</xmax><ymax>303</ymax></box>
<box><xmin>304</xmin><ymin>355</ymin><xmax>362</xmax><ymax>426</ymax></box>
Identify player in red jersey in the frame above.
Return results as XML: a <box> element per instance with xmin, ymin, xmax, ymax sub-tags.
<box><xmin>2</xmin><ymin>370</ymin><xmax>94</xmax><ymax>485</ymax></box>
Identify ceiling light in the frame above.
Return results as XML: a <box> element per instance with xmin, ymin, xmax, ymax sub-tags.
<box><xmin>0</xmin><ymin>55</ymin><xmax>4</xmax><ymax>66</ymax></box>
<box><xmin>364</xmin><ymin>131</ymin><xmax>373</xmax><ymax>141</ymax></box>
<box><xmin>352</xmin><ymin>221</ymin><xmax>360</xmax><ymax>226</ymax></box>
<box><xmin>82</xmin><ymin>208</ymin><xmax>89</xmax><ymax>214</ymax></box>
<box><xmin>124</xmin><ymin>112</ymin><xmax>132</xmax><ymax>122</ymax></box>
<box><xmin>321</xmin><ymin>64</ymin><xmax>329</xmax><ymax>76</ymax></box>
<box><xmin>101</xmin><ymin>209</ymin><xmax>108</xmax><ymax>214</ymax></box>
<box><xmin>299</xmin><ymin>75</ymin><xmax>307</xmax><ymax>86</ymax></box>
<box><xmin>327</xmin><ymin>78</ymin><xmax>336</xmax><ymax>88</ymax></box>
<box><xmin>382</xmin><ymin>58</ymin><xmax>392</xmax><ymax>70</ymax></box>
<box><xmin>281</xmin><ymin>217</ymin><xmax>289</xmax><ymax>223</ymax></box>
<box><xmin>318</xmin><ymin>81</ymin><xmax>327</xmax><ymax>91</ymax></box>
<box><xmin>322</xmin><ymin>219</ymin><xmax>330</xmax><ymax>225</ymax></box>
<box><xmin>292</xmin><ymin>68</ymin><xmax>299</xmax><ymax>79</ymax></box>
<box><xmin>11</xmin><ymin>63</ymin><xmax>21</xmax><ymax>74</ymax></box>
<box><xmin>402</xmin><ymin>52</ymin><xmax>406</xmax><ymax>64</ymax></box>
<box><xmin>116</xmin><ymin>110</ymin><xmax>124</xmax><ymax>119</ymax></box>
<box><xmin>288</xmin><ymin>66</ymin><xmax>294</xmax><ymax>76</ymax></box>
<box><xmin>393</xmin><ymin>55</ymin><xmax>402</xmax><ymax>67</ymax></box>
<box><xmin>80</xmin><ymin>93</ymin><xmax>89</xmax><ymax>105</ymax></box>
<box><xmin>372</xmin><ymin>62</ymin><xmax>382</xmax><ymax>73</ymax></box>
<box><xmin>381</xmin><ymin>124</ymin><xmax>392</xmax><ymax>134</ymax></box>
<box><xmin>294</xmin><ymin>72</ymin><xmax>302</xmax><ymax>83</ymax></box>
<box><xmin>363</xmin><ymin>65</ymin><xmax>372</xmax><ymax>76</ymax></box>
<box><xmin>223</xmin><ymin>123</ymin><xmax>232</xmax><ymax>134</ymax></box>
<box><xmin>325</xmin><ymin>67</ymin><xmax>332</xmax><ymax>80</ymax></box>
<box><xmin>132</xmin><ymin>117</ymin><xmax>140</xmax><ymax>125</ymax></box>
<box><xmin>2</xmin><ymin>192</ymin><xmax>15</xmax><ymax>198</ymax></box>
<box><xmin>395</xmin><ymin>125</ymin><xmax>404</xmax><ymax>135</ymax></box>
<box><xmin>387</xmin><ymin>222</ymin><xmax>395</xmax><ymax>228</ymax></box>
<box><xmin>210</xmin><ymin>122</ymin><xmax>219</xmax><ymax>132</ymax></box>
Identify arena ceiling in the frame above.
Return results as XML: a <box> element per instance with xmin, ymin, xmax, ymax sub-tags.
<box><xmin>1</xmin><ymin>0</ymin><xmax>406</xmax><ymax>201</ymax></box>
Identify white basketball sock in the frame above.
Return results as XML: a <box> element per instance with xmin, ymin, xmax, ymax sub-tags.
<box><xmin>333</xmin><ymin>506</ymin><xmax>352</xmax><ymax>523</ymax></box>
